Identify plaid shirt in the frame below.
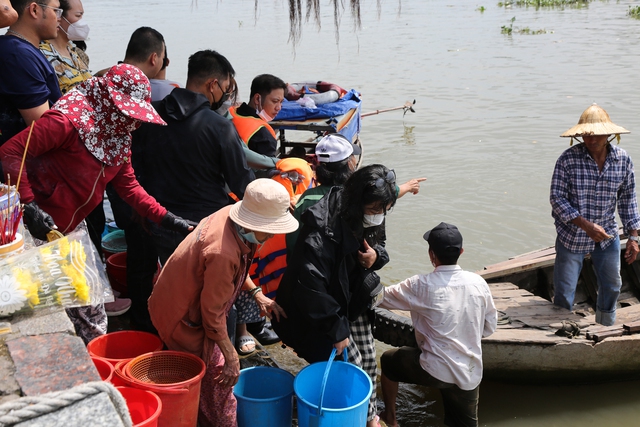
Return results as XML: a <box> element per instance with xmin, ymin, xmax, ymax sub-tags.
<box><xmin>550</xmin><ymin>143</ymin><xmax>640</xmax><ymax>253</ymax></box>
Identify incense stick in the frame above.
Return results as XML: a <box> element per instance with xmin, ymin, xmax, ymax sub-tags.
<box><xmin>15</xmin><ymin>121</ymin><xmax>35</xmax><ymax>193</ymax></box>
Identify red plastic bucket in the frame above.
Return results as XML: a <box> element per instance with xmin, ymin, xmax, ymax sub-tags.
<box><xmin>113</xmin><ymin>359</ymin><xmax>131</xmax><ymax>387</ymax></box>
<box><xmin>117</xmin><ymin>386</ymin><xmax>162</xmax><ymax>427</ymax></box>
<box><xmin>91</xmin><ymin>356</ymin><xmax>115</xmax><ymax>382</ymax></box>
<box><xmin>106</xmin><ymin>251</ymin><xmax>128</xmax><ymax>296</ymax></box>
<box><xmin>123</xmin><ymin>351</ymin><xmax>206</xmax><ymax>427</ymax></box>
<box><xmin>87</xmin><ymin>331</ymin><xmax>163</xmax><ymax>367</ymax></box>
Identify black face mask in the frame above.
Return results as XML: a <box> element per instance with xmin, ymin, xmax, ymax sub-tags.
<box><xmin>210</xmin><ymin>80</ymin><xmax>231</xmax><ymax>112</ymax></box>
<box><xmin>210</xmin><ymin>96</ymin><xmax>226</xmax><ymax>112</ymax></box>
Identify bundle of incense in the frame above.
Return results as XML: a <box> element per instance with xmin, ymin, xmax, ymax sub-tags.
<box><xmin>0</xmin><ymin>184</ymin><xmax>22</xmax><ymax>246</ymax></box>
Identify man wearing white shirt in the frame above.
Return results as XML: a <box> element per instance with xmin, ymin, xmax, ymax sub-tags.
<box><xmin>378</xmin><ymin>222</ymin><xmax>497</xmax><ymax>427</ymax></box>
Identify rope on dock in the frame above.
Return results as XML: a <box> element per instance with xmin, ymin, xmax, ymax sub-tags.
<box><xmin>0</xmin><ymin>381</ymin><xmax>132</xmax><ymax>427</ymax></box>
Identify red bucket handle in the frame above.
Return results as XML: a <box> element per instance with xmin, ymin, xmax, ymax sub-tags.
<box><xmin>134</xmin><ymin>384</ymin><xmax>190</xmax><ymax>395</ymax></box>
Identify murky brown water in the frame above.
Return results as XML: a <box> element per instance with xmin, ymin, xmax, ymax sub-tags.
<box><xmin>85</xmin><ymin>0</ymin><xmax>640</xmax><ymax>424</ymax></box>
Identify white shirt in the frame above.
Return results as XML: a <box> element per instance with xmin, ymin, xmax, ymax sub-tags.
<box><xmin>150</xmin><ymin>79</ymin><xmax>180</xmax><ymax>102</ymax></box>
<box><xmin>380</xmin><ymin>265</ymin><xmax>497</xmax><ymax>390</ymax></box>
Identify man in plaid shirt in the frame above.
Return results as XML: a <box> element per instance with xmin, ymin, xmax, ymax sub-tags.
<box><xmin>550</xmin><ymin>104</ymin><xmax>640</xmax><ymax>326</ymax></box>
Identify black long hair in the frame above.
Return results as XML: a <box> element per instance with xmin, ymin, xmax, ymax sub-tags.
<box><xmin>339</xmin><ymin>164</ymin><xmax>397</xmax><ymax>241</ymax></box>
<box><xmin>315</xmin><ymin>158</ymin><xmax>353</xmax><ymax>187</ymax></box>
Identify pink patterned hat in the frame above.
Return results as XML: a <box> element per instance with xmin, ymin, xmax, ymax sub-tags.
<box><xmin>104</xmin><ymin>64</ymin><xmax>166</xmax><ymax>125</ymax></box>
<box><xmin>53</xmin><ymin>64</ymin><xmax>166</xmax><ymax>166</ymax></box>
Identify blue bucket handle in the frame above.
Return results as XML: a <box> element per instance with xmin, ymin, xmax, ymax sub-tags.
<box><xmin>316</xmin><ymin>347</ymin><xmax>348</xmax><ymax>418</ymax></box>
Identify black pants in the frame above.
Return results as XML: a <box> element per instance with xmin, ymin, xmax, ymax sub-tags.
<box><xmin>381</xmin><ymin>346</ymin><xmax>480</xmax><ymax>427</ymax></box>
<box><xmin>124</xmin><ymin>221</ymin><xmax>159</xmax><ymax>332</ymax></box>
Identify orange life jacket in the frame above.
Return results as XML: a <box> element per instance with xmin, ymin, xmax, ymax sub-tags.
<box><xmin>271</xmin><ymin>158</ymin><xmax>313</xmax><ymax>198</ymax></box>
<box><xmin>229</xmin><ymin>106</ymin><xmax>276</xmax><ymax>145</ymax></box>
<box><xmin>249</xmin><ymin>158</ymin><xmax>314</xmax><ymax>297</ymax></box>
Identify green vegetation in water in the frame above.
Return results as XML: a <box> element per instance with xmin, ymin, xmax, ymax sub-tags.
<box><xmin>477</xmin><ymin>6</ymin><xmax>486</xmax><ymax>12</ymax></box>
<box><xmin>629</xmin><ymin>6</ymin><xmax>640</xmax><ymax>19</ymax></box>
<box><xmin>501</xmin><ymin>17</ymin><xmax>550</xmax><ymax>35</ymax></box>
<box><xmin>501</xmin><ymin>16</ymin><xmax>515</xmax><ymax>34</ymax></box>
<box><xmin>497</xmin><ymin>0</ymin><xmax>592</xmax><ymax>8</ymax></box>
<box><xmin>517</xmin><ymin>27</ymin><xmax>551</xmax><ymax>34</ymax></box>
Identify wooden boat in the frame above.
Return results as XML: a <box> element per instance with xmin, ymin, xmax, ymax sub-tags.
<box><xmin>374</xmin><ymin>231</ymin><xmax>640</xmax><ymax>384</ymax></box>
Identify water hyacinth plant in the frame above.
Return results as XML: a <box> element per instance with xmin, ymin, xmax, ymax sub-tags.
<box><xmin>629</xmin><ymin>6</ymin><xmax>640</xmax><ymax>19</ymax></box>
<box><xmin>501</xmin><ymin>17</ymin><xmax>550</xmax><ymax>35</ymax></box>
<box><xmin>498</xmin><ymin>0</ymin><xmax>592</xmax><ymax>8</ymax></box>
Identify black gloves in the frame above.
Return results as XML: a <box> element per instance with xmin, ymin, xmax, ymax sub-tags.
<box><xmin>161</xmin><ymin>212</ymin><xmax>197</xmax><ymax>236</ymax></box>
<box><xmin>23</xmin><ymin>201</ymin><xmax>57</xmax><ymax>241</ymax></box>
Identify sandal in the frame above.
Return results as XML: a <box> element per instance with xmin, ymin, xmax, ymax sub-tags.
<box><xmin>236</xmin><ymin>335</ymin><xmax>256</xmax><ymax>356</ymax></box>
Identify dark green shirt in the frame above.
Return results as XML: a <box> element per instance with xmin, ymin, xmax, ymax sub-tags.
<box><xmin>286</xmin><ymin>185</ymin><xmax>332</xmax><ymax>253</ymax></box>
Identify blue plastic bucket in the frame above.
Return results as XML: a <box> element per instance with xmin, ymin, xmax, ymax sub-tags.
<box><xmin>101</xmin><ymin>229</ymin><xmax>127</xmax><ymax>259</ymax></box>
<box><xmin>233</xmin><ymin>366</ymin><xmax>294</xmax><ymax>427</ymax></box>
<box><xmin>294</xmin><ymin>349</ymin><xmax>372</xmax><ymax>427</ymax></box>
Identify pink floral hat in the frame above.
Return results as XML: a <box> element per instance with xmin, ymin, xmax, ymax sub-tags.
<box><xmin>53</xmin><ymin>64</ymin><xmax>166</xmax><ymax>166</ymax></box>
<box><xmin>104</xmin><ymin>64</ymin><xmax>166</xmax><ymax>125</ymax></box>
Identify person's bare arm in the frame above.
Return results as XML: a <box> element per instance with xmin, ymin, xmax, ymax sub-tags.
<box><xmin>18</xmin><ymin>102</ymin><xmax>49</xmax><ymax>126</ymax></box>
<box><xmin>0</xmin><ymin>0</ymin><xmax>18</xmax><ymax>28</ymax></box>
<box><xmin>213</xmin><ymin>336</ymin><xmax>240</xmax><ymax>387</ymax></box>
<box><xmin>571</xmin><ymin>216</ymin><xmax>611</xmax><ymax>242</ymax></box>
<box><xmin>398</xmin><ymin>177</ymin><xmax>426</xmax><ymax>198</ymax></box>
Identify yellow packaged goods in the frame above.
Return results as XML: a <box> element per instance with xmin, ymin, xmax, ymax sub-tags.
<box><xmin>0</xmin><ymin>226</ymin><xmax>114</xmax><ymax>317</ymax></box>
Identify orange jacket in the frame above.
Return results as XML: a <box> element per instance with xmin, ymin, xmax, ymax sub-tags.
<box><xmin>229</xmin><ymin>106</ymin><xmax>276</xmax><ymax>145</ymax></box>
<box><xmin>250</xmin><ymin>158</ymin><xmax>313</xmax><ymax>296</ymax></box>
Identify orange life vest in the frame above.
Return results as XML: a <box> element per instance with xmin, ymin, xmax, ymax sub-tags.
<box><xmin>271</xmin><ymin>158</ymin><xmax>313</xmax><ymax>198</ymax></box>
<box><xmin>229</xmin><ymin>106</ymin><xmax>277</xmax><ymax>145</ymax></box>
<box><xmin>249</xmin><ymin>158</ymin><xmax>314</xmax><ymax>297</ymax></box>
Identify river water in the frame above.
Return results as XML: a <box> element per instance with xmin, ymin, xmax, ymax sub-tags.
<box><xmin>84</xmin><ymin>0</ymin><xmax>640</xmax><ymax>425</ymax></box>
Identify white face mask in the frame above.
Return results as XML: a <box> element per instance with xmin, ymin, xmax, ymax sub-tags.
<box><xmin>62</xmin><ymin>17</ymin><xmax>90</xmax><ymax>41</ymax></box>
<box><xmin>363</xmin><ymin>213</ymin><xmax>385</xmax><ymax>228</ymax></box>
<box><xmin>215</xmin><ymin>99</ymin><xmax>234</xmax><ymax>117</ymax></box>
<box><xmin>257</xmin><ymin>108</ymin><xmax>274</xmax><ymax>122</ymax></box>
<box><xmin>237</xmin><ymin>226</ymin><xmax>268</xmax><ymax>245</ymax></box>
<box><xmin>255</xmin><ymin>95</ymin><xmax>274</xmax><ymax>122</ymax></box>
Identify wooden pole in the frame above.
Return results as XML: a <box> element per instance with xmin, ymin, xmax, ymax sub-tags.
<box><xmin>361</xmin><ymin>100</ymin><xmax>416</xmax><ymax>118</ymax></box>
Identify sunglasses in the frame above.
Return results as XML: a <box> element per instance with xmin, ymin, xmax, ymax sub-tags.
<box><xmin>38</xmin><ymin>3</ymin><xmax>63</xmax><ymax>19</ymax></box>
<box><xmin>375</xmin><ymin>169</ymin><xmax>396</xmax><ymax>188</ymax></box>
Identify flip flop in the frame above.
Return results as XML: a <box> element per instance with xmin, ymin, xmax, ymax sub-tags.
<box><xmin>236</xmin><ymin>335</ymin><xmax>256</xmax><ymax>356</ymax></box>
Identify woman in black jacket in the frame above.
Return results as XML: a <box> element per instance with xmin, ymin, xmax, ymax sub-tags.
<box><xmin>273</xmin><ymin>164</ymin><xmax>397</xmax><ymax>427</ymax></box>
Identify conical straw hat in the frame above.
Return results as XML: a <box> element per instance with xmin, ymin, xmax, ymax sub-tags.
<box><xmin>560</xmin><ymin>103</ymin><xmax>630</xmax><ymax>137</ymax></box>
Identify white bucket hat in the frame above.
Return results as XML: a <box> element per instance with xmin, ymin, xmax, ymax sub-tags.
<box><xmin>229</xmin><ymin>179</ymin><xmax>299</xmax><ymax>234</ymax></box>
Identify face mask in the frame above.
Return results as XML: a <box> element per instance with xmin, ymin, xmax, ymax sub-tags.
<box><xmin>62</xmin><ymin>17</ymin><xmax>90</xmax><ymax>41</ymax></box>
<box><xmin>255</xmin><ymin>95</ymin><xmax>274</xmax><ymax>122</ymax></box>
<box><xmin>238</xmin><ymin>227</ymin><xmax>267</xmax><ymax>245</ymax></box>
<box><xmin>210</xmin><ymin>96</ymin><xmax>226</xmax><ymax>112</ymax></box>
<box><xmin>215</xmin><ymin>99</ymin><xmax>233</xmax><ymax>117</ymax></box>
<box><xmin>258</xmin><ymin>109</ymin><xmax>274</xmax><ymax>122</ymax></box>
<box><xmin>125</xmin><ymin>120</ymin><xmax>141</xmax><ymax>133</ymax></box>
<box><xmin>363</xmin><ymin>213</ymin><xmax>385</xmax><ymax>228</ymax></box>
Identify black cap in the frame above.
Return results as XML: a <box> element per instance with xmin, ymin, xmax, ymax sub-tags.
<box><xmin>423</xmin><ymin>222</ymin><xmax>463</xmax><ymax>254</ymax></box>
